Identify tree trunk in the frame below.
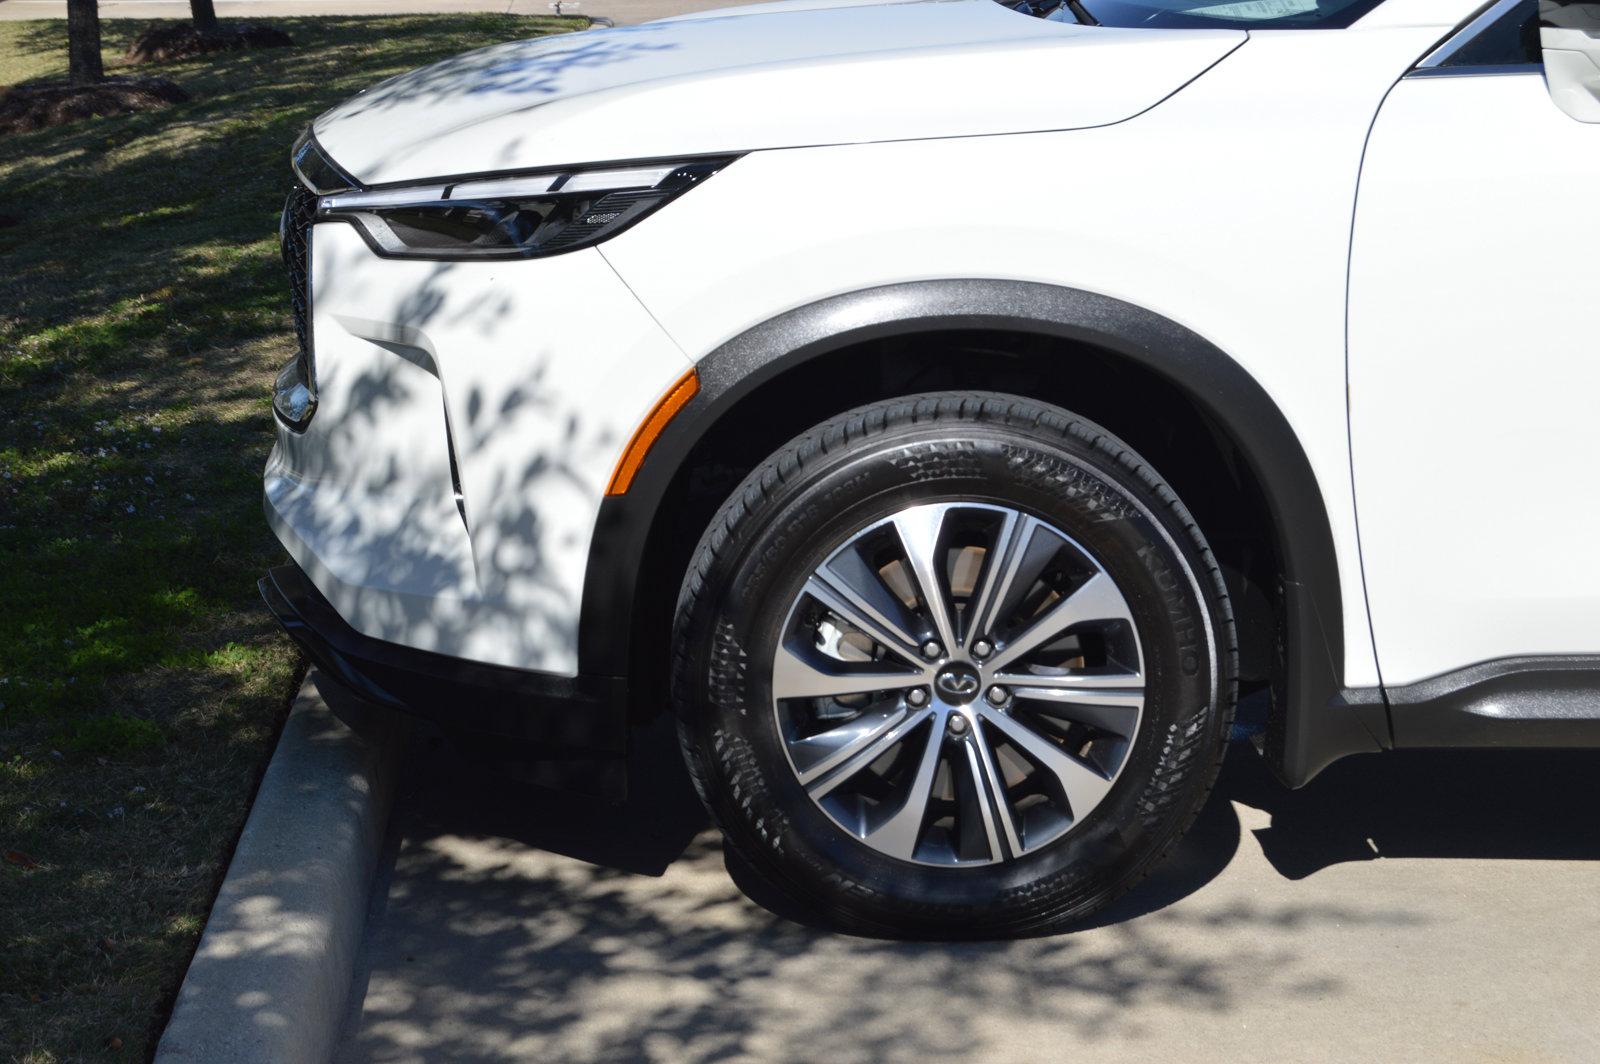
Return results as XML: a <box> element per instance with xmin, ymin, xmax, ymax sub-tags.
<box><xmin>190</xmin><ymin>0</ymin><xmax>218</xmax><ymax>35</ymax></box>
<box><xmin>65</xmin><ymin>0</ymin><xmax>104</xmax><ymax>86</ymax></box>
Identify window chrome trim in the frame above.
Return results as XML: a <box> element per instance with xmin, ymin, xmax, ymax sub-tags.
<box><xmin>1408</xmin><ymin>61</ymin><xmax>1542</xmax><ymax>77</ymax></box>
<box><xmin>1412</xmin><ymin>0</ymin><xmax>1534</xmax><ymax>71</ymax></box>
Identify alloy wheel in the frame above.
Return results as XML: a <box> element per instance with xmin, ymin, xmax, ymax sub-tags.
<box><xmin>771</xmin><ymin>502</ymin><xmax>1146</xmax><ymax>867</ymax></box>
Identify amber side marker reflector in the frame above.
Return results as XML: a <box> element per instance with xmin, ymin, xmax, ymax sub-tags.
<box><xmin>606</xmin><ymin>367</ymin><xmax>700</xmax><ymax>496</ymax></box>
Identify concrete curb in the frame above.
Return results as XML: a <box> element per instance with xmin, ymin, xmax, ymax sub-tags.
<box><xmin>154</xmin><ymin>669</ymin><xmax>403</xmax><ymax>1064</ymax></box>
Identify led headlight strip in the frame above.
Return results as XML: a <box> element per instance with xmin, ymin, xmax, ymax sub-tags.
<box><xmin>316</xmin><ymin>158</ymin><xmax>734</xmax><ymax>260</ymax></box>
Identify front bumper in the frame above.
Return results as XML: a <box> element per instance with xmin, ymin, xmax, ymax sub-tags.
<box><xmin>261</xmin><ymin>563</ymin><xmax>628</xmax><ymax>796</ymax></box>
<box><xmin>264</xmin><ymin>219</ymin><xmax>693</xmax><ymax>676</ymax></box>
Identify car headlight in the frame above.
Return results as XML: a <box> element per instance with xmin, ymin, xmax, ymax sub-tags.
<box><xmin>316</xmin><ymin>158</ymin><xmax>733</xmax><ymax>260</ymax></box>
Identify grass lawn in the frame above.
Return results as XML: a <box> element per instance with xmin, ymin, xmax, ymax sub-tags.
<box><xmin>0</xmin><ymin>14</ymin><xmax>581</xmax><ymax>1061</ymax></box>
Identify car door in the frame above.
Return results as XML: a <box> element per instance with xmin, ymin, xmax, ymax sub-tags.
<box><xmin>1348</xmin><ymin>0</ymin><xmax>1600</xmax><ymax>699</ymax></box>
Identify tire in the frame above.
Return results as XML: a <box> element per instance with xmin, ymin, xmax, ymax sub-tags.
<box><xmin>671</xmin><ymin>392</ymin><xmax>1237</xmax><ymax>938</ymax></box>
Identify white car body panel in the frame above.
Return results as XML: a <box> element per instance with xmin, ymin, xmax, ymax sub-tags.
<box><xmin>266</xmin><ymin>223</ymin><xmax>691</xmax><ymax>671</ymax></box>
<box><xmin>312</xmin><ymin>1</ymin><xmax>1245</xmax><ymax>186</ymax></box>
<box><xmin>1349</xmin><ymin>70</ymin><xmax>1600</xmax><ymax>685</ymax></box>
<box><xmin>275</xmin><ymin>0</ymin><xmax>1600</xmax><ymax>708</ymax></box>
<box><xmin>603</xmin><ymin>23</ymin><xmax>1458</xmax><ymax>688</ymax></box>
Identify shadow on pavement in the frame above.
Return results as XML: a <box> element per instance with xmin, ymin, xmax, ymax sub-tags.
<box><xmin>1228</xmin><ymin>743</ymin><xmax>1600</xmax><ymax>879</ymax></box>
<box><xmin>386</xmin><ymin>716</ymin><xmax>1600</xmax><ymax>922</ymax></box>
<box><xmin>335</xmin><ymin>717</ymin><xmax>1600</xmax><ymax>1063</ymax></box>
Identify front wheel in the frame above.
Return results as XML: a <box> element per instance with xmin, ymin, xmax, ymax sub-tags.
<box><xmin>672</xmin><ymin>392</ymin><xmax>1237</xmax><ymax>937</ymax></box>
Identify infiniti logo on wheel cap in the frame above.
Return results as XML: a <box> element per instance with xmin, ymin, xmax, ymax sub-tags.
<box><xmin>934</xmin><ymin>664</ymin><xmax>982</xmax><ymax>703</ymax></box>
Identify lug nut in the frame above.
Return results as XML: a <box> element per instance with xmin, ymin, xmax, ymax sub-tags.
<box><xmin>920</xmin><ymin>640</ymin><xmax>943</xmax><ymax>660</ymax></box>
<box><xmin>907</xmin><ymin>688</ymin><xmax>929</xmax><ymax>707</ymax></box>
<box><xmin>972</xmin><ymin>639</ymin><xmax>993</xmax><ymax>660</ymax></box>
<box><xmin>947</xmin><ymin>714</ymin><xmax>970</xmax><ymax>736</ymax></box>
<box><xmin>986</xmin><ymin>685</ymin><xmax>1010</xmax><ymax>706</ymax></box>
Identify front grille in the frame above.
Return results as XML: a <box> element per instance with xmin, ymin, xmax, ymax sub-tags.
<box><xmin>281</xmin><ymin>185</ymin><xmax>318</xmax><ymax>380</ymax></box>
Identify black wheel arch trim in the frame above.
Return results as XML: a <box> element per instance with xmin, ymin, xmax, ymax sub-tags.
<box><xmin>580</xmin><ymin>279</ymin><xmax>1388</xmax><ymax>786</ymax></box>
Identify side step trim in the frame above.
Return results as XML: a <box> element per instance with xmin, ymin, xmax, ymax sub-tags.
<box><xmin>1388</xmin><ymin>656</ymin><xmax>1600</xmax><ymax>748</ymax></box>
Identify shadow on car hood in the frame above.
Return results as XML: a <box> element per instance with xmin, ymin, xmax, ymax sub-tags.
<box><xmin>313</xmin><ymin>0</ymin><xmax>1245</xmax><ymax>186</ymax></box>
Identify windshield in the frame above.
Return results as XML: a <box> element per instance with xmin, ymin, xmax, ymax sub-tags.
<box><xmin>1010</xmin><ymin>0</ymin><xmax>1386</xmax><ymax>29</ymax></box>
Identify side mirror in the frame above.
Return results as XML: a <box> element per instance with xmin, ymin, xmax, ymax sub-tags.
<box><xmin>1541</xmin><ymin>0</ymin><xmax>1600</xmax><ymax>121</ymax></box>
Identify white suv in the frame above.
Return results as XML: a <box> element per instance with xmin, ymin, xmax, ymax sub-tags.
<box><xmin>263</xmin><ymin>0</ymin><xmax>1600</xmax><ymax>936</ymax></box>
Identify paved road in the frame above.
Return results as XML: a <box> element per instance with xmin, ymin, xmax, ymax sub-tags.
<box><xmin>332</xmin><ymin>717</ymin><xmax>1600</xmax><ymax>1064</ymax></box>
<box><xmin>0</xmin><ymin>0</ymin><xmax>739</xmax><ymax>24</ymax></box>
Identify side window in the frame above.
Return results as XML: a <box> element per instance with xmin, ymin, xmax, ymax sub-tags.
<box><xmin>1438</xmin><ymin>0</ymin><xmax>1542</xmax><ymax>67</ymax></box>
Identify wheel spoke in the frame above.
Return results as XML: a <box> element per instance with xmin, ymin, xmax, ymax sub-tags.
<box><xmin>806</xmin><ymin>707</ymin><xmax>934</xmax><ymax>801</ymax></box>
<box><xmin>985</xmin><ymin>571</ymin><xmax>1135</xmax><ymax>673</ymax></box>
<box><xmin>964</xmin><ymin>511</ymin><xmax>1030</xmax><ymax>647</ymax></box>
<box><xmin>1009</xmin><ymin>686</ymin><xmax>1143</xmax><ymax>738</ymax></box>
<box><xmin>967</xmin><ymin>728</ymin><xmax>1022</xmax><ymax>858</ymax></box>
<box><xmin>790</xmin><ymin>703</ymin><xmax>911</xmax><ymax>784</ymax></box>
<box><xmin>817</xmin><ymin>542</ymin><xmax>927</xmax><ymax>655</ymax></box>
<box><xmin>804</xmin><ymin>577</ymin><xmax>925</xmax><ymax>668</ymax></box>
<box><xmin>996</xmin><ymin>671</ymin><xmax>1144</xmax><ymax>737</ymax></box>
<box><xmin>992</xmin><ymin>669</ymin><xmax>1143</xmax><ymax>690</ymax></box>
<box><xmin>979</xmin><ymin>705</ymin><xmax>1115</xmax><ymax>817</ymax></box>
<box><xmin>891</xmin><ymin>505</ymin><xmax>959</xmax><ymax>656</ymax></box>
<box><xmin>857</xmin><ymin>714</ymin><xmax>944</xmax><ymax>860</ymax></box>
<box><xmin>772</xmin><ymin>640</ymin><xmax>921</xmax><ymax>702</ymax></box>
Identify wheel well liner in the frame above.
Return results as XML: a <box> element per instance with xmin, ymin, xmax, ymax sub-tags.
<box><xmin>580</xmin><ymin>280</ymin><xmax>1385</xmax><ymax>786</ymax></box>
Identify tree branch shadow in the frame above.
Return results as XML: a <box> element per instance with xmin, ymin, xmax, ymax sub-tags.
<box><xmin>338</xmin><ymin>720</ymin><xmax>1543</xmax><ymax>1063</ymax></box>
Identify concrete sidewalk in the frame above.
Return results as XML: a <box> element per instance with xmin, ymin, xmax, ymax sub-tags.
<box><xmin>0</xmin><ymin>0</ymin><xmax>741</xmax><ymax>23</ymax></box>
<box><xmin>333</xmin><ymin>725</ymin><xmax>1600</xmax><ymax>1063</ymax></box>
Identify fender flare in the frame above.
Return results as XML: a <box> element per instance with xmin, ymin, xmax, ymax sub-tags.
<box><xmin>580</xmin><ymin>279</ymin><xmax>1386</xmax><ymax>786</ymax></box>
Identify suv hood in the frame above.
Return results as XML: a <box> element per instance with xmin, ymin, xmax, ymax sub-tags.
<box><xmin>314</xmin><ymin>0</ymin><xmax>1245</xmax><ymax>187</ymax></box>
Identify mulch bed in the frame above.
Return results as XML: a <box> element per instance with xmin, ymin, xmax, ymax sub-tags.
<box><xmin>0</xmin><ymin>77</ymin><xmax>190</xmax><ymax>134</ymax></box>
<box><xmin>125</xmin><ymin>23</ymin><xmax>294</xmax><ymax>64</ymax></box>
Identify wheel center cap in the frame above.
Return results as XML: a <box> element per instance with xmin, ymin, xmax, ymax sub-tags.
<box><xmin>934</xmin><ymin>663</ymin><xmax>982</xmax><ymax>704</ymax></box>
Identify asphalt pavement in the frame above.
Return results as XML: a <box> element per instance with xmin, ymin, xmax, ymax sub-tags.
<box><xmin>331</xmin><ymin>720</ymin><xmax>1600</xmax><ymax>1064</ymax></box>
